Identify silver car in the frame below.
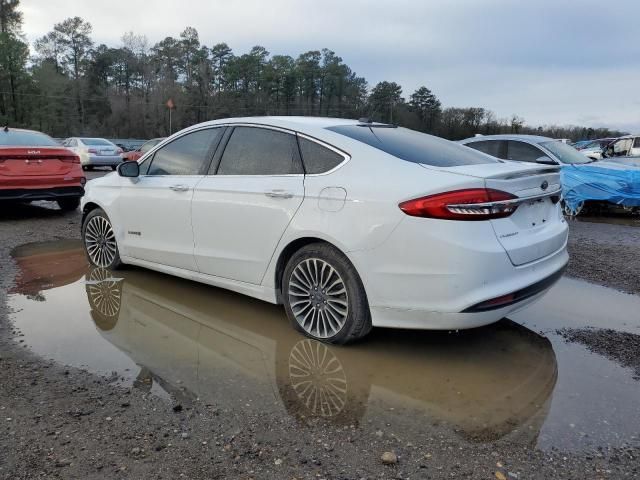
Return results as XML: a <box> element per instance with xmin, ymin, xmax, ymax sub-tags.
<box><xmin>459</xmin><ymin>134</ymin><xmax>593</xmax><ymax>166</ymax></box>
<box><xmin>63</xmin><ymin>137</ymin><xmax>123</xmax><ymax>171</ymax></box>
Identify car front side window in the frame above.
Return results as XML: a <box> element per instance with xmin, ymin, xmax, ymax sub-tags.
<box><xmin>146</xmin><ymin>128</ymin><xmax>222</xmax><ymax>176</ymax></box>
<box><xmin>216</xmin><ymin>126</ymin><xmax>302</xmax><ymax>175</ymax></box>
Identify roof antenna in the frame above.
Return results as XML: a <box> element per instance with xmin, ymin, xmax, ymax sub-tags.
<box><xmin>3</xmin><ymin>125</ymin><xmax>8</xmax><ymax>132</ymax></box>
<box><xmin>358</xmin><ymin>117</ymin><xmax>373</xmax><ymax>124</ymax></box>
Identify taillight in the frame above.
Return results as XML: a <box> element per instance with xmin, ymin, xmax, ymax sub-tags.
<box><xmin>61</xmin><ymin>156</ymin><xmax>80</xmax><ymax>164</ymax></box>
<box><xmin>399</xmin><ymin>188</ymin><xmax>519</xmax><ymax>220</ymax></box>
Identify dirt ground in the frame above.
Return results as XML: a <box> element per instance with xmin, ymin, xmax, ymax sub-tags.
<box><xmin>1</xmin><ymin>185</ymin><xmax>639</xmax><ymax>479</ymax></box>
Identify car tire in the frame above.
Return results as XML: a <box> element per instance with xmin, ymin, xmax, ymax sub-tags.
<box><xmin>111</xmin><ymin>165</ymin><xmax>117</xmax><ymax>171</ymax></box>
<box><xmin>562</xmin><ymin>200</ymin><xmax>584</xmax><ymax>217</ymax></box>
<box><xmin>81</xmin><ymin>208</ymin><xmax>123</xmax><ymax>270</ymax></box>
<box><xmin>282</xmin><ymin>243</ymin><xmax>372</xmax><ymax>344</ymax></box>
<box><xmin>57</xmin><ymin>197</ymin><xmax>80</xmax><ymax>211</ymax></box>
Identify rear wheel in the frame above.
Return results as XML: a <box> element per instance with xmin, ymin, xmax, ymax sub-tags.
<box><xmin>82</xmin><ymin>208</ymin><xmax>122</xmax><ymax>269</ymax></box>
<box><xmin>562</xmin><ymin>200</ymin><xmax>584</xmax><ymax>217</ymax></box>
<box><xmin>283</xmin><ymin>243</ymin><xmax>371</xmax><ymax>344</ymax></box>
<box><xmin>57</xmin><ymin>197</ymin><xmax>80</xmax><ymax>211</ymax></box>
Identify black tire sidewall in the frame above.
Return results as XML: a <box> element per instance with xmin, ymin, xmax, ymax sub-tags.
<box><xmin>57</xmin><ymin>197</ymin><xmax>80</xmax><ymax>211</ymax></box>
<box><xmin>81</xmin><ymin>208</ymin><xmax>122</xmax><ymax>270</ymax></box>
<box><xmin>282</xmin><ymin>243</ymin><xmax>371</xmax><ymax>344</ymax></box>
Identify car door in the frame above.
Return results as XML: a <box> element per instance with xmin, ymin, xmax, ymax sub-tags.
<box><xmin>117</xmin><ymin>127</ymin><xmax>224</xmax><ymax>271</ymax></box>
<box><xmin>191</xmin><ymin>125</ymin><xmax>305</xmax><ymax>284</ymax></box>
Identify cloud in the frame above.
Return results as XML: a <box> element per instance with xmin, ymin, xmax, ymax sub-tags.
<box><xmin>20</xmin><ymin>0</ymin><xmax>640</xmax><ymax>131</ymax></box>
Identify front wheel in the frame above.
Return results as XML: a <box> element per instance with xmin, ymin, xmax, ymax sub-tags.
<box><xmin>282</xmin><ymin>243</ymin><xmax>372</xmax><ymax>344</ymax></box>
<box><xmin>82</xmin><ymin>208</ymin><xmax>122</xmax><ymax>269</ymax></box>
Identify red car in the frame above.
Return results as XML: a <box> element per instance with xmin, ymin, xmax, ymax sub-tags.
<box><xmin>0</xmin><ymin>127</ymin><xmax>85</xmax><ymax>211</ymax></box>
<box><xmin>122</xmin><ymin>137</ymin><xmax>165</xmax><ymax>162</ymax></box>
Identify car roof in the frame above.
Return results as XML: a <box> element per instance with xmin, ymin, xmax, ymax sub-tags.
<box><xmin>2</xmin><ymin>127</ymin><xmax>50</xmax><ymax>135</ymax></box>
<box><xmin>460</xmin><ymin>134</ymin><xmax>555</xmax><ymax>144</ymax></box>
<box><xmin>190</xmin><ymin>116</ymin><xmax>377</xmax><ymax>136</ymax></box>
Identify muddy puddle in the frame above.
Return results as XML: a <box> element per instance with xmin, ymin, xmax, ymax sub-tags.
<box><xmin>7</xmin><ymin>240</ymin><xmax>640</xmax><ymax>452</ymax></box>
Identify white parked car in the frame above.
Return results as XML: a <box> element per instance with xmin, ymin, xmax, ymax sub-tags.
<box><xmin>81</xmin><ymin>117</ymin><xmax>568</xmax><ymax>344</ymax></box>
<box><xmin>63</xmin><ymin>137</ymin><xmax>123</xmax><ymax>171</ymax></box>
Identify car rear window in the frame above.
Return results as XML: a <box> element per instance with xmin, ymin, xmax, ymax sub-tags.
<box><xmin>81</xmin><ymin>138</ymin><xmax>112</xmax><ymax>146</ymax></box>
<box><xmin>326</xmin><ymin>125</ymin><xmax>498</xmax><ymax>167</ymax></box>
<box><xmin>0</xmin><ymin>130</ymin><xmax>59</xmax><ymax>146</ymax></box>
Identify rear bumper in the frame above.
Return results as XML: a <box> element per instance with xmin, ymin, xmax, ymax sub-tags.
<box><xmin>368</xmin><ymin>267</ymin><xmax>564</xmax><ymax>330</ymax></box>
<box><xmin>0</xmin><ymin>186</ymin><xmax>84</xmax><ymax>201</ymax></box>
<box><xmin>349</xmin><ymin>215</ymin><xmax>569</xmax><ymax>330</ymax></box>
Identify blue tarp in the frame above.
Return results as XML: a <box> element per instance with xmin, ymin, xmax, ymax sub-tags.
<box><xmin>561</xmin><ymin>162</ymin><xmax>640</xmax><ymax>211</ymax></box>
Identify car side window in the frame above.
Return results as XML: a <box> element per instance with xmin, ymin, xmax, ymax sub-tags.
<box><xmin>506</xmin><ymin>140</ymin><xmax>548</xmax><ymax>163</ymax></box>
<box><xmin>465</xmin><ymin>140</ymin><xmax>506</xmax><ymax>159</ymax></box>
<box><xmin>216</xmin><ymin>127</ymin><xmax>302</xmax><ymax>175</ymax></box>
<box><xmin>633</xmin><ymin>137</ymin><xmax>640</xmax><ymax>148</ymax></box>
<box><xmin>140</xmin><ymin>140</ymin><xmax>156</xmax><ymax>154</ymax></box>
<box><xmin>298</xmin><ymin>137</ymin><xmax>345</xmax><ymax>174</ymax></box>
<box><xmin>147</xmin><ymin>129</ymin><xmax>221</xmax><ymax>176</ymax></box>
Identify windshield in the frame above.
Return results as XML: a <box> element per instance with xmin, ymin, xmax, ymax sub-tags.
<box><xmin>0</xmin><ymin>130</ymin><xmax>59</xmax><ymax>146</ymax></box>
<box><xmin>81</xmin><ymin>138</ymin><xmax>112</xmax><ymax>146</ymax></box>
<box><xmin>540</xmin><ymin>140</ymin><xmax>593</xmax><ymax>164</ymax></box>
<box><xmin>327</xmin><ymin>125</ymin><xmax>498</xmax><ymax>167</ymax></box>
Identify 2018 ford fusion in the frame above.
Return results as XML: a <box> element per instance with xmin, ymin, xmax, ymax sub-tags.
<box><xmin>81</xmin><ymin>117</ymin><xmax>568</xmax><ymax>344</ymax></box>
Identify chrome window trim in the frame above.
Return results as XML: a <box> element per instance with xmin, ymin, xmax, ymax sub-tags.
<box><xmin>136</xmin><ymin>122</ymin><xmax>352</xmax><ymax>177</ymax></box>
<box><xmin>296</xmin><ymin>132</ymin><xmax>351</xmax><ymax>176</ymax></box>
<box><xmin>138</xmin><ymin>125</ymin><xmax>225</xmax><ymax>176</ymax></box>
<box><xmin>213</xmin><ymin>123</ymin><xmax>304</xmax><ymax>177</ymax></box>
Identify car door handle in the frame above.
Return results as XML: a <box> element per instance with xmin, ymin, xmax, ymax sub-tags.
<box><xmin>264</xmin><ymin>189</ymin><xmax>293</xmax><ymax>199</ymax></box>
<box><xmin>169</xmin><ymin>184</ymin><xmax>190</xmax><ymax>192</ymax></box>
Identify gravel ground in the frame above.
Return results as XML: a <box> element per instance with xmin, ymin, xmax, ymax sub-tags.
<box><xmin>558</xmin><ymin>328</ymin><xmax>640</xmax><ymax>380</ymax></box>
<box><xmin>1</xmin><ymin>191</ymin><xmax>639</xmax><ymax>479</ymax></box>
<box><xmin>565</xmin><ymin>218</ymin><xmax>640</xmax><ymax>295</ymax></box>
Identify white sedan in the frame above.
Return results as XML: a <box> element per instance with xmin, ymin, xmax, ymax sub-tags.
<box><xmin>63</xmin><ymin>137</ymin><xmax>123</xmax><ymax>170</ymax></box>
<box><xmin>81</xmin><ymin>117</ymin><xmax>568</xmax><ymax>344</ymax></box>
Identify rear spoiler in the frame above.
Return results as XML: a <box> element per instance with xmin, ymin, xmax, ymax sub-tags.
<box><xmin>485</xmin><ymin>166</ymin><xmax>560</xmax><ymax>180</ymax></box>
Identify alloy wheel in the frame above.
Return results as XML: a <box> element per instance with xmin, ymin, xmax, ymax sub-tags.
<box><xmin>84</xmin><ymin>215</ymin><xmax>117</xmax><ymax>267</ymax></box>
<box><xmin>287</xmin><ymin>258</ymin><xmax>348</xmax><ymax>339</ymax></box>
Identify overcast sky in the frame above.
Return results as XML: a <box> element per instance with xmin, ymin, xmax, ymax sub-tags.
<box><xmin>20</xmin><ymin>0</ymin><xmax>640</xmax><ymax>132</ymax></box>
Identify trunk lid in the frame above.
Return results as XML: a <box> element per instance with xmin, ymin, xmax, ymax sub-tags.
<box><xmin>92</xmin><ymin>146</ymin><xmax>117</xmax><ymax>156</ymax></box>
<box><xmin>0</xmin><ymin>147</ymin><xmax>79</xmax><ymax>177</ymax></box>
<box><xmin>422</xmin><ymin>162</ymin><xmax>567</xmax><ymax>266</ymax></box>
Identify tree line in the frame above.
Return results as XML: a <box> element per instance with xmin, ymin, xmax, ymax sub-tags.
<box><xmin>0</xmin><ymin>1</ymin><xmax>627</xmax><ymax>141</ymax></box>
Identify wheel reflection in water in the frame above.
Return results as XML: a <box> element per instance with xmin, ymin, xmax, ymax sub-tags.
<box><xmin>288</xmin><ymin>339</ymin><xmax>347</xmax><ymax>417</ymax></box>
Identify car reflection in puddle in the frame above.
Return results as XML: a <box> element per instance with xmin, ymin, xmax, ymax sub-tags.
<box><xmin>8</xmin><ymin>240</ymin><xmax>559</xmax><ymax>448</ymax></box>
<box><xmin>84</xmin><ymin>266</ymin><xmax>558</xmax><ymax>443</ymax></box>
<box><xmin>11</xmin><ymin>240</ymin><xmax>640</xmax><ymax>452</ymax></box>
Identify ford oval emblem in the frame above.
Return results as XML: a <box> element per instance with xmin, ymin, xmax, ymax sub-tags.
<box><xmin>541</xmin><ymin>180</ymin><xmax>549</xmax><ymax>190</ymax></box>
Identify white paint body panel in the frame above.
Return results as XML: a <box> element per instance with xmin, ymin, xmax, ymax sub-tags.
<box><xmin>82</xmin><ymin>117</ymin><xmax>569</xmax><ymax>332</ymax></box>
<box><xmin>191</xmin><ymin>174</ymin><xmax>304</xmax><ymax>284</ymax></box>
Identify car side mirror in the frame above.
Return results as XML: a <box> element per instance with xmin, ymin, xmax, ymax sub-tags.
<box><xmin>118</xmin><ymin>161</ymin><xmax>139</xmax><ymax>178</ymax></box>
<box><xmin>535</xmin><ymin>156</ymin><xmax>557</xmax><ymax>165</ymax></box>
